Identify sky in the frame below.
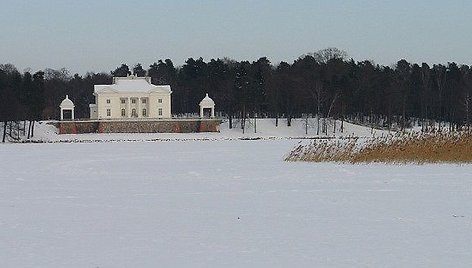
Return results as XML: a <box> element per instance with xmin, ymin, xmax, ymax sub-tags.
<box><xmin>1</xmin><ymin>0</ymin><xmax>472</xmax><ymax>75</ymax></box>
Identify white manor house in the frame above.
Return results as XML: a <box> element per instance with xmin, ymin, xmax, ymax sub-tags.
<box><xmin>89</xmin><ymin>75</ymin><xmax>172</xmax><ymax>120</ymax></box>
<box><xmin>57</xmin><ymin>75</ymin><xmax>218</xmax><ymax>134</ymax></box>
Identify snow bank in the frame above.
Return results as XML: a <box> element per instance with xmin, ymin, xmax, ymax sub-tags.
<box><xmin>17</xmin><ymin>118</ymin><xmax>391</xmax><ymax>143</ymax></box>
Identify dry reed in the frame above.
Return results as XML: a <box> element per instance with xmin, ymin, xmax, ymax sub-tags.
<box><xmin>285</xmin><ymin>131</ymin><xmax>472</xmax><ymax>164</ymax></box>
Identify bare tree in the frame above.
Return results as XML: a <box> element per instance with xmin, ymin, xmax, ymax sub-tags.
<box><xmin>311</xmin><ymin>47</ymin><xmax>348</xmax><ymax>64</ymax></box>
<box><xmin>420</xmin><ymin>63</ymin><xmax>431</xmax><ymax>132</ymax></box>
<box><xmin>433</xmin><ymin>64</ymin><xmax>447</xmax><ymax>130</ymax></box>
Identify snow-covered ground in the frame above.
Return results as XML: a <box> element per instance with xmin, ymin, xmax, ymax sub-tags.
<box><xmin>26</xmin><ymin>118</ymin><xmax>390</xmax><ymax>143</ymax></box>
<box><xmin>2</xmin><ymin>139</ymin><xmax>472</xmax><ymax>267</ymax></box>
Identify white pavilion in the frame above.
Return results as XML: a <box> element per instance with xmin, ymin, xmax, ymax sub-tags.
<box><xmin>60</xmin><ymin>95</ymin><xmax>75</xmax><ymax>120</ymax></box>
<box><xmin>199</xmin><ymin>93</ymin><xmax>215</xmax><ymax>118</ymax></box>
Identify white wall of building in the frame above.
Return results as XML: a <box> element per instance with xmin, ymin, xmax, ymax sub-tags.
<box><xmin>91</xmin><ymin>76</ymin><xmax>172</xmax><ymax>120</ymax></box>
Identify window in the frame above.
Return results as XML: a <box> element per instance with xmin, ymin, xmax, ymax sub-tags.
<box><xmin>106</xmin><ymin>99</ymin><xmax>111</xmax><ymax>104</ymax></box>
<box><xmin>158</xmin><ymin>108</ymin><xmax>163</xmax><ymax>116</ymax></box>
<box><xmin>142</xmin><ymin>109</ymin><xmax>147</xmax><ymax>117</ymax></box>
<box><xmin>121</xmin><ymin>99</ymin><xmax>126</xmax><ymax>104</ymax></box>
<box><xmin>131</xmin><ymin>109</ymin><xmax>137</xmax><ymax>117</ymax></box>
<box><xmin>142</xmin><ymin>98</ymin><xmax>147</xmax><ymax>104</ymax></box>
<box><xmin>106</xmin><ymin>109</ymin><xmax>111</xmax><ymax>117</ymax></box>
<box><xmin>158</xmin><ymin>98</ymin><xmax>162</xmax><ymax>104</ymax></box>
<box><xmin>121</xmin><ymin>109</ymin><xmax>126</xmax><ymax>117</ymax></box>
<box><xmin>131</xmin><ymin>99</ymin><xmax>136</xmax><ymax>104</ymax></box>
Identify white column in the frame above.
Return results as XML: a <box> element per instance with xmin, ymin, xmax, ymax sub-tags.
<box><xmin>200</xmin><ymin>106</ymin><xmax>203</xmax><ymax>118</ymax></box>
<box><xmin>71</xmin><ymin>108</ymin><xmax>75</xmax><ymax>120</ymax></box>
<box><xmin>127</xmin><ymin>97</ymin><xmax>131</xmax><ymax>118</ymax></box>
<box><xmin>211</xmin><ymin>107</ymin><xmax>214</xmax><ymax>118</ymax></box>
<box><xmin>60</xmin><ymin>108</ymin><xmax>64</xmax><ymax>120</ymax></box>
<box><xmin>137</xmin><ymin>97</ymin><xmax>141</xmax><ymax>118</ymax></box>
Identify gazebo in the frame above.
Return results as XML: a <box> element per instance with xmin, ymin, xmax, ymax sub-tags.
<box><xmin>199</xmin><ymin>93</ymin><xmax>215</xmax><ymax>118</ymax></box>
<box><xmin>60</xmin><ymin>95</ymin><xmax>75</xmax><ymax>120</ymax></box>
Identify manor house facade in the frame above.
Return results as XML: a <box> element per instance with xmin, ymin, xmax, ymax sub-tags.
<box><xmin>89</xmin><ymin>75</ymin><xmax>172</xmax><ymax>120</ymax></box>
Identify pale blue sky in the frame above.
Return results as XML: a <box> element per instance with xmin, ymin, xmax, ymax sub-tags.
<box><xmin>1</xmin><ymin>0</ymin><xmax>471</xmax><ymax>74</ymax></box>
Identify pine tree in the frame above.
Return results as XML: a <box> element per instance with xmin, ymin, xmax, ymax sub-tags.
<box><xmin>111</xmin><ymin>64</ymin><xmax>131</xmax><ymax>77</ymax></box>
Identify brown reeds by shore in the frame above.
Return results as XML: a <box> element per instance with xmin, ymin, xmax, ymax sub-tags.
<box><xmin>285</xmin><ymin>131</ymin><xmax>472</xmax><ymax>164</ymax></box>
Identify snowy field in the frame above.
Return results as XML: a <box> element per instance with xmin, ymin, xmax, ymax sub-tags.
<box><xmin>2</xmin><ymin>139</ymin><xmax>472</xmax><ymax>267</ymax></box>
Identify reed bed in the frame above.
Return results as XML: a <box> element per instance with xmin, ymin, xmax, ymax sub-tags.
<box><xmin>285</xmin><ymin>132</ymin><xmax>472</xmax><ymax>164</ymax></box>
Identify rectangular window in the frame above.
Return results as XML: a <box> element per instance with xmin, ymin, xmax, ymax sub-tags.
<box><xmin>158</xmin><ymin>108</ymin><xmax>163</xmax><ymax>116</ymax></box>
<box><xmin>121</xmin><ymin>99</ymin><xmax>126</xmax><ymax>104</ymax></box>
<box><xmin>106</xmin><ymin>109</ymin><xmax>111</xmax><ymax>116</ymax></box>
<box><xmin>106</xmin><ymin>99</ymin><xmax>111</xmax><ymax>104</ymax></box>
<box><xmin>132</xmin><ymin>109</ymin><xmax>137</xmax><ymax>117</ymax></box>
<box><xmin>142</xmin><ymin>98</ymin><xmax>147</xmax><ymax>104</ymax></box>
<box><xmin>142</xmin><ymin>109</ymin><xmax>147</xmax><ymax>117</ymax></box>
<box><xmin>158</xmin><ymin>98</ymin><xmax>162</xmax><ymax>104</ymax></box>
<box><xmin>131</xmin><ymin>99</ymin><xmax>136</xmax><ymax>104</ymax></box>
<box><xmin>121</xmin><ymin>109</ymin><xmax>126</xmax><ymax>117</ymax></box>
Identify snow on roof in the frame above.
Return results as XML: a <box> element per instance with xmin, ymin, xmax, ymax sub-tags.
<box><xmin>94</xmin><ymin>75</ymin><xmax>171</xmax><ymax>94</ymax></box>
<box><xmin>59</xmin><ymin>95</ymin><xmax>74</xmax><ymax>108</ymax></box>
<box><xmin>199</xmin><ymin>93</ymin><xmax>215</xmax><ymax>107</ymax></box>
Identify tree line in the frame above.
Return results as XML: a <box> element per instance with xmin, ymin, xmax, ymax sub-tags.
<box><xmin>2</xmin><ymin>47</ymin><xmax>472</xmax><ymax>141</ymax></box>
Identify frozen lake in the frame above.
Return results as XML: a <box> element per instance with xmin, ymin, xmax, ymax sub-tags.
<box><xmin>1</xmin><ymin>140</ymin><xmax>472</xmax><ymax>267</ymax></box>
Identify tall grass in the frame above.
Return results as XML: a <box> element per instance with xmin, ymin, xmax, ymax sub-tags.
<box><xmin>285</xmin><ymin>131</ymin><xmax>472</xmax><ymax>164</ymax></box>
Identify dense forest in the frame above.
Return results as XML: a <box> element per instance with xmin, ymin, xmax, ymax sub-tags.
<box><xmin>1</xmin><ymin>48</ymin><xmax>472</xmax><ymax>141</ymax></box>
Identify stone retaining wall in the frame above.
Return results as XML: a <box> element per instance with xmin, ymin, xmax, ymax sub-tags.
<box><xmin>55</xmin><ymin>119</ymin><xmax>221</xmax><ymax>134</ymax></box>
